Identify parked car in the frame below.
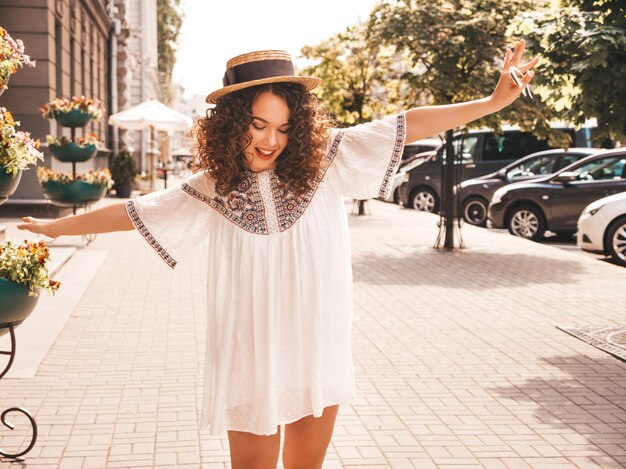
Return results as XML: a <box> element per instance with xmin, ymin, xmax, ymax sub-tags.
<box><xmin>577</xmin><ymin>191</ymin><xmax>626</xmax><ymax>267</ymax></box>
<box><xmin>487</xmin><ymin>148</ymin><xmax>626</xmax><ymax>240</ymax></box>
<box><xmin>401</xmin><ymin>139</ymin><xmax>441</xmax><ymax>164</ymax></box>
<box><xmin>398</xmin><ymin>126</ymin><xmax>593</xmax><ymax>212</ymax></box>
<box><xmin>458</xmin><ymin>148</ymin><xmax>602</xmax><ymax>226</ymax></box>
<box><xmin>383</xmin><ymin>151</ymin><xmax>436</xmax><ymax>203</ymax></box>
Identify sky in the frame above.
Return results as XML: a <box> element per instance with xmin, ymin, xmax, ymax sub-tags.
<box><xmin>172</xmin><ymin>0</ymin><xmax>381</xmax><ymax>99</ymax></box>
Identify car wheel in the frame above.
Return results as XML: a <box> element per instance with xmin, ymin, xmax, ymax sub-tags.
<box><xmin>410</xmin><ymin>187</ymin><xmax>438</xmax><ymax>212</ymax></box>
<box><xmin>462</xmin><ymin>196</ymin><xmax>488</xmax><ymax>226</ymax></box>
<box><xmin>506</xmin><ymin>204</ymin><xmax>546</xmax><ymax>240</ymax></box>
<box><xmin>606</xmin><ymin>216</ymin><xmax>626</xmax><ymax>267</ymax></box>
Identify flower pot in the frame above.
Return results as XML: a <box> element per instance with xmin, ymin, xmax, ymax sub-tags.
<box><xmin>115</xmin><ymin>183</ymin><xmax>132</xmax><ymax>198</ymax></box>
<box><xmin>0</xmin><ymin>278</ymin><xmax>40</xmax><ymax>329</ymax></box>
<box><xmin>42</xmin><ymin>180</ymin><xmax>106</xmax><ymax>206</ymax></box>
<box><xmin>0</xmin><ymin>165</ymin><xmax>23</xmax><ymax>205</ymax></box>
<box><xmin>49</xmin><ymin>142</ymin><xmax>97</xmax><ymax>162</ymax></box>
<box><xmin>53</xmin><ymin>109</ymin><xmax>93</xmax><ymax>127</ymax></box>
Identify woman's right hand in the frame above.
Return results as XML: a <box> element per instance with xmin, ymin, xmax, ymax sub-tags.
<box><xmin>17</xmin><ymin>216</ymin><xmax>58</xmax><ymax>238</ymax></box>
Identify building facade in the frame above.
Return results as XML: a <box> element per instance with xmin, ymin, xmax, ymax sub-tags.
<box><xmin>0</xmin><ymin>0</ymin><xmax>158</xmax><ymax>213</ymax></box>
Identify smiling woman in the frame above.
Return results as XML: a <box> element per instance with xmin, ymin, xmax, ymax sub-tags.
<box><xmin>18</xmin><ymin>41</ymin><xmax>538</xmax><ymax>468</ymax></box>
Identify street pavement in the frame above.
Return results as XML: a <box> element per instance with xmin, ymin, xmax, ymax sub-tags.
<box><xmin>0</xmin><ymin>194</ymin><xmax>624</xmax><ymax>469</ymax></box>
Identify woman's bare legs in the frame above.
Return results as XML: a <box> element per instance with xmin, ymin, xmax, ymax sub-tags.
<box><xmin>227</xmin><ymin>426</ymin><xmax>281</xmax><ymax>469</ymax></box>
<box><xmin>226</xmin><ymin>404</ymin><xmax>338</xmax><ymax>469</ymax></box>
<box><xmin>282</xmin><ymin>405</ymin><xmax>339</xmax><ymax>469</ymax></box>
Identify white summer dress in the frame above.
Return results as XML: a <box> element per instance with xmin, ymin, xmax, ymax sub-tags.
<box><xmin>126</xmin><ymin>112</ymin><xmax>406</xmax><ymax>435</ymax></box>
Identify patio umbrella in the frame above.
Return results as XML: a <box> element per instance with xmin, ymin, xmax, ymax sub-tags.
<box><xmin>108</xmin><ymin>99</ymin><xmax>193</xmax><ymax>186</ymax></box>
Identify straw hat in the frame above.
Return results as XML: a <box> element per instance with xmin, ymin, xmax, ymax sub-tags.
<box><xmin>205</xmin><ymin>50</ymin><xmax>321</xmax><ymax>104</ymax></box>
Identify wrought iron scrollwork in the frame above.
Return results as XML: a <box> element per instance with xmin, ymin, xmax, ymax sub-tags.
<box><xmin>0</xmin><ymin>324</ymin><xmax>38</xmax><ymax>462</ymax></box>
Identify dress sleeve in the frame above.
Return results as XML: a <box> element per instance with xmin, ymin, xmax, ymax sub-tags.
<box><xmin>325</xmin><ymin>112</ymin><xmax>407</xmax><ymax>200</ymax></box>
<box><xmin>125</xmin><ymin>172</ymin><xmax>213</xmax><ymax>269</ymax></box>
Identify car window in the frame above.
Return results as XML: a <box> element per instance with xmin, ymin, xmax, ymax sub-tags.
<box><xmin>559</xmin><ymin>153</ymin><xmax>587</xmax><ymax>170</ymax></box>
<box><xmin>402</xmin><ymin>143</ymin><xmax>439</xmax><ymax>160</ymax></box>
<box><xmin>569</xmin><ymin>156</ymin><xmax>626</xmax><ymax>182</ymax></box>
<box><xmin>483</xmin><ymin>131</ymin><xmax>561</xmax><ymax>162</ymax></box>
<box><xmin>402</xmin><ymin>146</ymin><xmax>422</xmax><ymax>160</ymax></box>
<box><xmin>507</xmin><ymin>155</ymin><xmax>556</xmax><ymax>179</ymax></box>
<box><xmin>453</xmin><ymin>136</ymin><xmax>479</xmax><ymax>163</ymax></box>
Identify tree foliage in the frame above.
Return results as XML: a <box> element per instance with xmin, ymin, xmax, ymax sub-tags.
<box><xmin>368</xmin><ymin>0</ymin><xmax>571</xmax><ymax>147</ymax></box>
<box><xmin>157</xmin><ymin>0</ymin><xmax>184</xmax><ymax>104</ymax></box>
<box><xmin>300</xmin><ymin>23</ymin><xmax>402</xmax><ymax>126</ymax></box>
<box><xmin>508</xmin><ymin>0</ymin><xmax>626</xmax><ymax>144</ymax></box>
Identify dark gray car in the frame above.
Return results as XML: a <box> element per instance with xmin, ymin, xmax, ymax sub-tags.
<box><xmin>398</xmin><ymin>126</ymin><xmax>593</xmax><ymax>212</ymax></box>
<box><xmin>487</xmin><ymin>148</ymin><xmax>626</xmax><ymax>240</ymax></box>
<box><xmin>459</xmin><ymin>148</ymin><xmax>602</xmax><ymax>226</ymax></box>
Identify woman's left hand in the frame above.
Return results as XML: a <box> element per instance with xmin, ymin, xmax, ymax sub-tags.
<box><xmin>490</xmin><ymin>39</ymin><xmax>539</xmax><ymax>110</ymax></box>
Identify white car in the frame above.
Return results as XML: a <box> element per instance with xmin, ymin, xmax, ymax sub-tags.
<box><xmin>577</xmin><ymin>191</ymin><xmax>626</xmax><ymax>267</ymax></box>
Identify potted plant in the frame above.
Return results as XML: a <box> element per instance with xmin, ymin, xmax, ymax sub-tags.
<box><xmin>0</xmin><ymin>108</ymin><xmax>44</xmax><ymax>204</ymax></box>
<box><xmin>39</xmin><ymin>96</ymin><xmax>104</xmax><ymax>127</ymax></box>
<box><xmin>110</xmin><ymin>149</ymin><xmax>137</xmax><ymax>198</ymax></box>
<box><xmin>37</xmin><ymin>167</ymin><xmax>113</xmax><ymax>205</ymax></box>
<box><xmin>46</xmin><ymin>133</ymin><xmax>101</xmax><ymax>163</ymax></box>
<box><xmin>0</xmin><ymin>27</ymin><xmax>35</xmax><ymax>96</ymax></box>
<box><xmin>0</xmin><ymin>240</ymin><xmax>60</xmax><ymax>330</ymax></box>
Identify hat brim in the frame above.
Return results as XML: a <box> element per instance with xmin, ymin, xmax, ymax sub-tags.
<box><xmin>205</xmin><ymin>76</ymin><xmax>321</xmax><ymax>104</ymax></box>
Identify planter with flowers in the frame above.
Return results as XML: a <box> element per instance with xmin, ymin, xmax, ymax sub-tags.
<box><xmin>0</xmin><ymin>27</ymin><xmax>35</xmax><ymax>97</ymax></box>
<box><xmin>46</xmin><ymin>133</ymin><xmax>100</xmax><ymax>163</ymax></box>
<box><xmin>37</xmin><ymin>167</ymin><xmax>112</xmax><ymax>206</ymax></box>
<box><xmin>0</xmin><ymin>239</ymin><xmax>59</xmax><ymax>329</ymax></box>
<box><xmin>38</xmin><ymin>97</ymin><xmax>111</xmax><ymax>233</ymax></box>
<box><xmin>0</xmin><ymin>108</ymin><xmax>44</xmax><ymax>205</ymax></box>
<box><xmin>39</xmin><ymin>96</ymin><xmax>103</xmax><ymax>128</ymax></box>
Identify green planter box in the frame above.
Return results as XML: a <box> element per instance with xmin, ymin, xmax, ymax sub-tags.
<box><xmin>54</xmin><ymin>109</ymin><xmax>93</xmax><ymax>128</ymax></box>
<box><xmin>49</xmin><ymin>142</ymin><xmax>97</xmax><ymax>162</ymax></box>
<box><xmin>0</xmin><ymin>166</ymin><xmax>23</xmax><ymax>205</ymax></box>
<box><xmin>0</xmin><ymin>278</ymin><xmax>40</xmax><ymax>330</ymax></box>
<box><xmin>42</xmin><ymin>180</ymin><xmax>106</xmax><ymax>206</ymax></box>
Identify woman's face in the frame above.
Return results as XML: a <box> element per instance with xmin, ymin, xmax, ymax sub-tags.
<box><xmin>242</xmin><ymin>91</ymin><xmax>290</xmax><ymax>172</ymax></box>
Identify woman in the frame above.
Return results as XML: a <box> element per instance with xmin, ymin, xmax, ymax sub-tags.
<box><xmin>18</xmin><ymin>41</ymin><xmax>537</xmax><ymax>468</ymax></box>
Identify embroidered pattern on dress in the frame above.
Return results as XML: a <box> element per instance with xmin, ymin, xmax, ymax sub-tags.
<box><xmin>126</xmin><ymin>200</ymin><xmax>177</xmax><ymax>269</ymax></box>
<box><xmin>378</xmin><ymin>113</ymin><xmax>406</xmax><ymax>199</ymax></box>
<box><xmin>183</xmin><ymin>176</ymin><xmax>268</xmax><ymax>234</ymax></box>
<box><xmin>272</xmin><ymin>131</ymin><xmax>343</xmax><ymax>231</ymax></box>
<box><xmin>257</xmin><ymin>171</ymin><xmax>280</xmax><ymax>234</ymax></box>
<box><xmin>182</xmin><ymin>132</ymin><xmax>345</xmax><ymax>235</ymax></box>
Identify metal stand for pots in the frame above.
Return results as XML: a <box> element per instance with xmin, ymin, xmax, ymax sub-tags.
<box><xmin>0</xmin><ymin>324</ymin><xmax>38</xmax><ymax>462</ymax></box>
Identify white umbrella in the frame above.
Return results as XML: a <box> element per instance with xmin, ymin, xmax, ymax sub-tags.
<box><xmin>108</xmin><ymin>99</ymin><xmax>193</xmax><ymax>131</ymax></box>
<box><xmin>108</xmin><ymin>100</ymin><xmax>193</xmax><ymax>186</ymax></box>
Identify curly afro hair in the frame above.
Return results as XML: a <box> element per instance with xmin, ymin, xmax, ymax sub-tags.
<box><xmin>192</xmin><ymin>83</ymin><xmax>334</xmax><ymax>197</ymax></box>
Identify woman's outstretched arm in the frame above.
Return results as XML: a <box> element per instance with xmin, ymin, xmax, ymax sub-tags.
<box><xmin>17</xmin><ymin>201</ymin><xmax>134</xmax><ymax>238</ymax></box>
<box><xmin>405</xmin><ymin>39</ymin><xmax>539</xmax><ymax>143</ymax></box>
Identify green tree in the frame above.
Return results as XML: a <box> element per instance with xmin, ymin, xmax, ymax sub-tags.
<box><xmin>300</xmin><ymin>23</ymin><xmax>402</xmax><ymax>126</ymax></box>
<box><xmin>509</xmin><ymin>0</ymin><xmax>626</xmax><ymax>145</ymax></box>
<box><xmin>369</xmin><ymin>0</ymin><xmax>556</xmax><ymax>249</ymax></box>
<box><xmin>157</xmin><ymin>0</ymin><xmax>184</xmax><ymax>104</ymax></box>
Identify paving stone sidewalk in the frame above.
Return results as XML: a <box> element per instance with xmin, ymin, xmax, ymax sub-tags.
<box><xmin>0</xmin><ymin>198</ymin><xmax>625</xmax><ymax>469</ymax></box>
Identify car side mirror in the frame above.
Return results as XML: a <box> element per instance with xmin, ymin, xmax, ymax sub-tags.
<box><xmin>555</xmin><ymin>171</ymin><xmax>577</xmax><ymax>183</ymax></box>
